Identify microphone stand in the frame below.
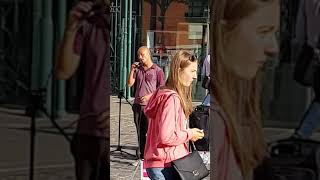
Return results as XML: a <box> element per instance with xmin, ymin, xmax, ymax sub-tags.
<box><xmin>26</xmin><ymin>88</ymin><xmax>72</xmax><ymax>180</ymax></box>
<box><xmin>110</xmin><ymin>88</ymin><xmax>137</xmax><ymax>158</ymax></box>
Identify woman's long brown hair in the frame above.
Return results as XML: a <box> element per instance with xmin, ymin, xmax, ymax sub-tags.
<box><xmin>210</xmin><ymin>0</ymin><xmax>277</xmax><ymax>178</ymax></box>
<box><xmin>165</xmin><ymin>50</ymin><xmax>197</xmax><ymax>117</ymax></box>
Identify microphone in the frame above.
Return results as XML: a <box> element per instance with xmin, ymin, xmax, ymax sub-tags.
<box><xmin>133</xmin><ymin>62</ymin><xmax>142</xmax><ymax>68</ymax></box>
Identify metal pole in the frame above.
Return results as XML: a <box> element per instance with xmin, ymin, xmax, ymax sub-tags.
<box><xmin>114</xmin><ymin>0</ymin><xmax>118</xmax><ymax>86</ymax></box>
<box><xmin>29</xmin><ymin>109</ymin><xmax>36</xmax><ymax>180</ymax></box>
<box><xmin>120</xmin><ymin>18</ymin><xmax>126</xmax><ymax>90</ymax></box>
<box><xmin>29</xmin><ymin>0</ymin><xmax>41</xmax><ymax>179</ymax></box>
<box><xmin>206</xmin><ymin>7</ymin><xmax>210</xmax><ymax>55</ymax></box>
<box><xmin>126</xmin><ymin>0</ymin><xmax>132</xmax><ymax>98</ymax></box>
<box><xmin>123</xmin><ymin>0</ymin><xmax>128</xmax><ymax>96</ymax></box>
<box><xmin>39</xmin><ymin>0</ymin><xmax>53</xmax><ymax>115</ymax></box>
<box><xmin>31</xmin><ymin>0</ymin><xmax>41</xmax><ymax>90</ymax></box>
<box><xmin>56</xmin><ymin>0</ymin><xmax>67</xmax><ymax>117</ymax></box>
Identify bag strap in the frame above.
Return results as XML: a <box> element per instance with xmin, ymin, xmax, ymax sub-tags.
<box><xmin>189</xmin><ymin>141</ymin><xmax>197</xmax><ymax>152</ymax></box>
<box><xmin>201</xmin><ymin>94</ymin><xmax>209</xmax><ymax>105</ymax></box>
<box><xmin>172</xmin><ymin>94</ymin><xmax>197</xmax><ymax>152</ymax></box>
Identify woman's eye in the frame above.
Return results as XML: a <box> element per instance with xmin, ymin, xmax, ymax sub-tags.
<box><xmin>257</xmin><ymin>26</ymin><xmax>275</xmax><ymax>36</ymax></box>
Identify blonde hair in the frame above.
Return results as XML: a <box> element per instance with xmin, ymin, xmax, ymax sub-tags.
<box><xmin>165</xmin><ymin>50</ymin><xmax>197</xmax><ymax>117</ymax></box>
<box><xmin>210</xmin><ymin>0</ymin><xmax>277</xmax><ymax>177</ymax></box>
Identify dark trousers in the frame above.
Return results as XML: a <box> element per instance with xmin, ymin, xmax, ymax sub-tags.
<box><xmin>132</xmin><ymin>104</ymin><xmax>148</xmax><ymax>159</ymax></box>
<box><xmin>70</xmin><ymin>134</ymin><xmax>109</xmax><ymax>180</ymax></box>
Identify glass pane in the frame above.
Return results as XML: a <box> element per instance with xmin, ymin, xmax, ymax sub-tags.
<box><xmin>140</xmin><ymin>0</ymin><xmax>209</xmax><ymax>101</ymax></box>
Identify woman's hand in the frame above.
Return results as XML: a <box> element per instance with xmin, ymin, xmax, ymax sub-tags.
<box><xmin>190</xmin><ymin>128</ymin><xmax>204</xmax><ymax>142</ymax></box>
<box><xmin>140</xmin><ymin>93</ymin><xmax>152</xmax><ymax>103</ymax></box>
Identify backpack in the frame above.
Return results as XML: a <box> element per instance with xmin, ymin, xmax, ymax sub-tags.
<box><xmin>189</xmin><ymin>105</ymin><xmax>210</xmax><ymax>151</ymax></box>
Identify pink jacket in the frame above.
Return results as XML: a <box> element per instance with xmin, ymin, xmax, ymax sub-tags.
<box><xmin>143</xmin><ymin>89</ymin><xmax>193</xmax><ymax>168</ymax></box>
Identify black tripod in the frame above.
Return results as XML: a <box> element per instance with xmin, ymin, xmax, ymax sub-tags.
<box><xmin>5</xmin><ymin>61</ymin><xmax>71</xmax><ymax>180</ymax></box>
<box><xmin>26</xmin><ymin>88</ymin><xmax>71</xmax><ymax>180</ymax></box>
<box><xmin>28</xmin><ymin>89</ymin><xmax>44</xmax><ymax>180</ymax></box>
<box><xmin>110</xmin><ymin>89</ymin><xmax>137</xmax><ymax>158</ymax></box>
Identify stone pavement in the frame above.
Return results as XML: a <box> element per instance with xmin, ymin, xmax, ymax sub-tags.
<box><xmin>110</xmin><ymin>96</ymin><xmax>140</xmax><ymax>180</ymax></box>
<box><xmin>0</xmin><ymin>106</ymin><xmax>77</xmax><ymax>180</ymax></box>
<box><xmin>1</xmin><ymin>96</ymin><xmax>320</xmax><ymax>180</ymax></box>
<box><xmin>0</xmin><ymin>96</ymin><xmax>147</xmax><ymax>180</ymax></box>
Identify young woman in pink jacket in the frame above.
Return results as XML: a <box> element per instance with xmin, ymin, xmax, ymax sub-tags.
<box><xmin>143</xmin><ymin>50</ymin><xmax>205</xmax><ymax>179</ymax></box>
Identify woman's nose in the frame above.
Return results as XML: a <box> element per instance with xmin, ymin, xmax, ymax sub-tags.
<box><xmin>265</xmin><ymin>47</ymin><xmax>278</xmax><ymax>57</ymax></box>
<box><xmin>193</xmin><ymin>72</ymin><xmax>198</xmax><ymax>79</ymax></box>
<box><xmin>265</xmin><ymin>36</ymin><xmax>279</xmax><ymax>58</ymax></box>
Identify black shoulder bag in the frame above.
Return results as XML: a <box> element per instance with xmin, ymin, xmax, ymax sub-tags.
<box><xmin>170</xmin><ymin>97</ymin><xmax>209</xmax><ymax>180</ymax></box>
<box><xmin>172</xmin><ymin>142</ymin><xmax>209</xmax><ymax>180</ymax></box>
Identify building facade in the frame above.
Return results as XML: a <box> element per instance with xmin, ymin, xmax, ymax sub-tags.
<box><xmin>0</xmin><ymin>0</ymin><xmax>311</xmax><ymax>129</ymax></box>
<box><xmin>111</xmin><ymin>0</ymin><xmax>209</xmax><ymax>101</ymax></box>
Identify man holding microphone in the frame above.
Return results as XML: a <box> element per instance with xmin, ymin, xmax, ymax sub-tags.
<box><xmin>127</xmin><ymin>46</ymin><xmax>165</xmax><ymax>159</ymax></box>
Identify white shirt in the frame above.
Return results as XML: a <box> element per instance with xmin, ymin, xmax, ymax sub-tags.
<box><xmin>202</xmin><ymin>55</ymin><xmax>210</xmax><ymax>77</ymax></box>
<box><xmin>295</xmin><ymin>0</ymin><xmax>320</xmax><ymax>48</ymax></box>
